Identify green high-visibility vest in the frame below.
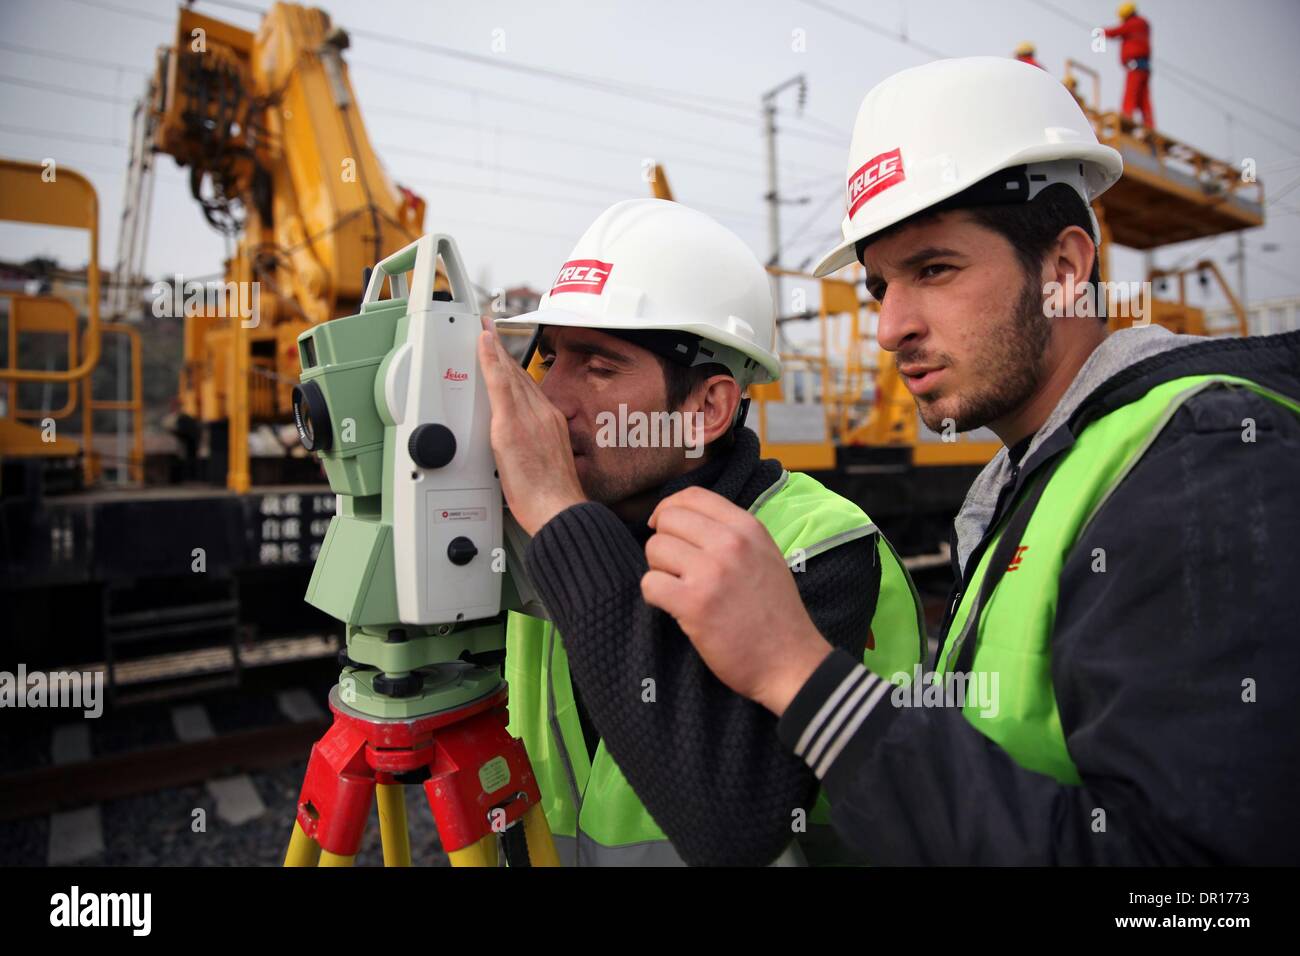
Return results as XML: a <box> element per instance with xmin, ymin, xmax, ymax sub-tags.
<box><xmin>505</xmin><ymin>470</ymin><xmax>925</xmax><ymax>866</ymax></box>
<box><xmin>936</xmin><ymin>374</ymin><xmax>1300</xmax><ymax>784</ymax></box>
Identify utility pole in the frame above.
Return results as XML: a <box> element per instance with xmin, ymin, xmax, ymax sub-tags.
<box><xmin>761</xmin><ymin>74</ymin><xmax>808</xmax><ymax>320</ymax></box>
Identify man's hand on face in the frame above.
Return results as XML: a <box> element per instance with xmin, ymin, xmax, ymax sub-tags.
<box><xmin>477</xmin><ymin>317</ymin><xmax>587</xmax><ymax>536</ymax></box>
<box><xmin>640</xmin><ymin>486</ymin><xmax>834</xmax><ymax>716</ymax></box>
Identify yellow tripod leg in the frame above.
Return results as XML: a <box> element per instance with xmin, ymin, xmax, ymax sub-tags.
<box><xmin>319</xmin><ymin>850</ymin><xmax>356</xmax><ymax>866</ymax></box>
<box><xmin>376</xmin><ymin>783</ymin><xmax>412</xmax><ymax>867</ymax></box>
<box><xmin>284</xmin><ymin>820</ymin><xmax>321</xmax><ymax>867</ymax></box>
<box><xmin>447</xmin><ymin>832</ymin><xmax>498</xmax><ymax>867</ymax></box>
<box><xmin>522</xmin><ymin>803</ymin><xmax>561</xmax><ymax>867</ymax></box>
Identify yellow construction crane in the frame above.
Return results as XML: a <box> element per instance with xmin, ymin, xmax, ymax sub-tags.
<box><xmin>147</xmin><ymin>2</ymin><xmax>429</xmax><ymax>491</ymax></box>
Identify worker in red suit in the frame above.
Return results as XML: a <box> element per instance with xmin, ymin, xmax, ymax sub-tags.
<box><xmin>1104</xmin><ymin>2</ymin><xmax>1154</xmax><ymax>127</ymax></box>
<box><xmin>1014</xmin><ymin>42</ymin><xmax>1044</xmax><ymax>70</ymax></box>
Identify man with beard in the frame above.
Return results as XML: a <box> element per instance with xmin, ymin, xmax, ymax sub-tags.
<box><xmin>478</xmin><ymin>198</ymin><xmax>926</xmax><ymax>866</ymax></box>
<box><xmin>643</xmin><ymin>57</ymin><xmax>1300</xmax><ymax>863</ymax></box>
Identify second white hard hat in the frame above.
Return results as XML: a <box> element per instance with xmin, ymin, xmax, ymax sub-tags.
<box><xmin>496</xmin><ymin>198</ymin><xmax>781</xmax><ymax>386</ymax></box>
<box><xmin>813</xmin><ymin>56</ymin><xmax>1123</xmax><ymax>277</ymax></box>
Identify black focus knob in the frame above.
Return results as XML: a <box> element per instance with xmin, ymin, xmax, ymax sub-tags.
<box><xmin>408</xmin><ymin>423</ymin><xmax>456</xmax><ymax>469</ymax></box>
<box><xmin>447</xmin><ymin>536</ymin><xmax>478</xmax><ymax>566</ymax></box>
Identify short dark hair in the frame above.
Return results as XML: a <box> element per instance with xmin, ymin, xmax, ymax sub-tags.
<box><xmin>859</xmin><ymin>180</ymin><xmax>1105</xmax><ymax>320</ymax></box>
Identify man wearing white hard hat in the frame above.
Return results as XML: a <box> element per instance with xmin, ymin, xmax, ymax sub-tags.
<box><xmin>644</xmin><ymin>57</ymin><xmax>1300</xmax><ymax>863</ymax></box>
<box><xmin>477</xmin><ymin>198</ymin><xmax>926</xmax><ymax>866</ymax></box>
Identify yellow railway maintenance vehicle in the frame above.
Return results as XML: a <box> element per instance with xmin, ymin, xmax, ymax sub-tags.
<box><xmin>153</xmin><ymin>3</ymin><xmax>429</xmax><ymax>492</ymax></box>
<box><xmin>1</xmin><ymin>2</ymin><xmax>430</xmax><ymax>705</ymax></box>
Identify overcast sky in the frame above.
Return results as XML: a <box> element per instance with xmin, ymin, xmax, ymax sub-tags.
<box><xmin>2</xmin><ymin>0</ymin><xmax>1297</xmax><ymax>315</ymax></box>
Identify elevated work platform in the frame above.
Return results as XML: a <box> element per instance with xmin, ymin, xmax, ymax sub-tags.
<box><xmin>1064</xmin><ymin>60</ymin><xmax>1264</xmax><ymax>250</ymax></box>
<box><xmin>1095</xmin><ymin>112</ymin><xmax>1264</xmax><ymax>248</ymax></box>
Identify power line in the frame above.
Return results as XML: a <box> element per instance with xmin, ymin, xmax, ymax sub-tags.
<box><xmin>0</xmin><ymin>59</ymin><xmax>802</xmax><ymax>231</ymax></box>
<box><xmin>191</xmin><ymin>0</ymin><xmax>840</xmax><ymax>137</ymax></box>
<box><xmin>0</xmin><ymin>37</ymin><xmax>833</xmax><ymax>180</ymax></box>
<box><xmin>804</xmin><ymin>0</ymin><xmax>1300</xmax><ymax>161</ymax></box>
<box><xmin>393</xmin><ymin>171</ymin><xmax>611</xmax><ymax>212</ymax></box>
<box><xmin>0</xmin><ymin>122</ymin><xmax>128</xmax><ymax>149</ymax></box>
<box><xmin>24</xmin><ymin>1</ymin><xmax>836</xmax><ymax>250</ymax></box>
<box><xmin>1266</xmin><ymin>171</ymin><xmax>1300</xmax><ymax>206</ymax></box>
<box><xmin>0</xmin><ymin>57</ymin><xmax>835</xmax><ymax>198</ymax></box>
<box><xmin>381</xmin><ymin>141</ymin><xmax>768</xmax><ymax>225</ymax></box>
<box><xmin>192</xmin><ymin>0</ymin><xmax>847</xmax><ymax>148</ymax></box>
<box><xmin>64</xmin><ymin>0</ymin><xmax>171</xmax><ymax>25</ymax></box>
<box><xmin>798</xmin><ymin>0</ymin><xmax>951</xmax><ymax>59</ymax></box>
<box><xmin>0</xmin><ymin>73</ymin><xmax>135</xmax><ymax>106</ymax></box>
<box><xmin>1025</xmin><ymin>0</ymin><xmax>1300</xmax><ymax>139</ymax></box>
<box><xmin>778</xmin><ymin>186</ymin><xmax>844</xmax><ymax>257</ymax></box>
<box><xmin>0</xmin><ymin>41</ymin><xmax>152</xmax><ymax>76</ymax></box>
<box><xmin>1023</xmin><ymin>0</ymin><xmax>1300</xmax><ymax>156</ymax></box>
<box><xmin>196</xmin><ymin>0</ymin><xmax>756</xmax><ymax>111</ymax></box>
<box><xmin>351</xmin><ymin>58</ymin><xmax>836</xmax><ymax>176</ymax></box>
<box><xmin>0</xmin><ymin>35</ymin><xmax>842</xmax><ymax>189</ymax></box>
<box><xmin>366</xmin><ymin>105</ymin><xmax>767</xmax><ymax>181</ymax></box>
<box><xmin>376</xmin><ymin>142</ymin><xmax>635</xmax><ymax>200</ymax></box>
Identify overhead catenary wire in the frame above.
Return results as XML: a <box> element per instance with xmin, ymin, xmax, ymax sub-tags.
<box><xmin>1</xmin><ymin>33</ymin><xmax>838</xmax><ymax>178</ymax></box>
<box><xmin>0</xmin><ymin>122</ymin><xmax>129</xmax><ymax>149</ymax></box>
<box><xmin>0</xmin><ymin>73</ymin><xmax>135</xmax><ymax>106</ymax></box>
<box><xmin>0</xmin><ymin>39</ymin><xmax>841</xmax><ymax>186</ymax></box>
<box><xmin>376</xmin><ymin>141</ymin><xmax>767</xmax><ymax>225</ymax></box>
<box><xmin>366</xmin><ymin>104</ymin><xmax>774</xmax><ymax>181</ymax></box>
<box><xmin>801</xmin><ymin>0</ymin><xmax>1300</xmax><ymax>161</ymax></box>
<box><xmin>777</xmin><ymin>186</ymin><xmax>845</xmax><ymax>258</ymax></box>
<box><xmin>18</xmin><ymin>0</ymin><xmax>1295</xmax><ymax>300</ymax></box>
<box><xmin>0</xmin><ymin>58</ymin><xmax>785</xmax><ymax>230</ymax></box>
<box><xmin>63</xmin><ymin>0</ymin><xmax>171</xmax><ymax>25</ymax></box>
<box><xmin>0</xmin><ymin>41</ymin><xmax>152</xmax><ymax>76</ymax></box>
<box><xmin>798</xmin><ymin>0</ymin><xmax>952</xmax><ymax>60</ymax></box>
<box><xmin>187</xmin><ymin>0</ymin><xmax>847</xmax><ymax>148</ymax></box>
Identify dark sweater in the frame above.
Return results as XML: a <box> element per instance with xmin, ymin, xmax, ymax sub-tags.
<box><xmin>777</xmin><ymin>329</ymin><xmax>1300</xmax><ymax>864</ymax></box>
<box><xmin>523</xmin><ymin>427</ymin><xmax>880</xmax><ymax>866</ymax></box>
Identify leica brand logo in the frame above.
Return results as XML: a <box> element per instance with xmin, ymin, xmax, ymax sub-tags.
<box><xmin>444</xmin><ymin>368</ymin><xmax>468</xmax><ymax>381</ymax></box>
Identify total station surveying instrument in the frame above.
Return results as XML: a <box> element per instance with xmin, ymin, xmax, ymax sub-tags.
<box><xmin>281</xmin><ymin>234</ymin><xmax>558</xmax><ymax>867</ymax></box>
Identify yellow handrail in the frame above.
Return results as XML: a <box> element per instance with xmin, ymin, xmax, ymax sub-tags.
<box><xmin>0</xmin><ymin>159</ymin><xmax>102</xmax><ymax>384</ymax></box>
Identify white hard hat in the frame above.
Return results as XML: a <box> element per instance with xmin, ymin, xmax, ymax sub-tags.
<box><xmin>813</xmin><ymin>56</ymin><xmax>1123</xmax><ymax>278</ymax></box>
<box><xmin>496</xmin><ymin>198</ymin><xmax>781</xmax><ymax>386</ymax></box>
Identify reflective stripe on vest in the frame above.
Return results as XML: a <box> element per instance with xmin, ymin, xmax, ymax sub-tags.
<box><xmin>505</xmin><ymin>470</ymin><xmax>926</xmax><ymax>864</ymax></box>
<box><xmin>936</xmin><ymin>374</ymin><xmax>1300</xmax><ymax>784</ymax></box>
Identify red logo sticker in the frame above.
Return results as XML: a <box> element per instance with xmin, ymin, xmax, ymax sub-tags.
<box><xmin>846</xmin><ymin>148</ymin><xmax>905</xmax><ymax>218</ymax></box>
<box><xmin>550</xmin><ymin>259</ymin><xmax>613</xmax><ymax>296</ymax></box>
<box><xmin>444</xmin><ymin>368</ymin><xmax>468</xmax><ymax>382</ymax></box>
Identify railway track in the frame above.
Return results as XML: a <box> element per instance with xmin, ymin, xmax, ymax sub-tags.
<box><xmin>0</xmin><ymin>564</ymin><xmax>955</xmax><ymax>865</ymax></box>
